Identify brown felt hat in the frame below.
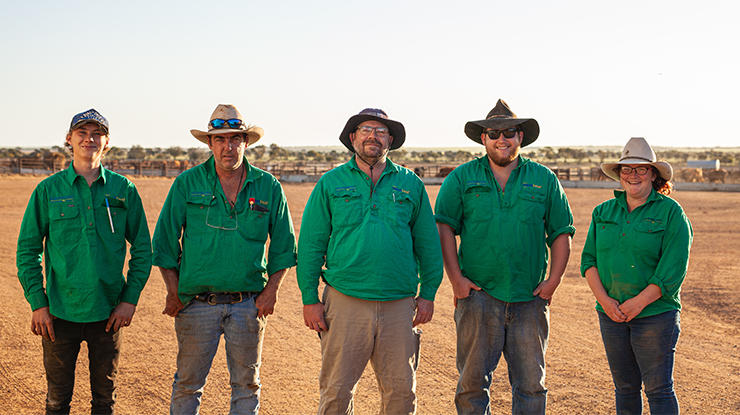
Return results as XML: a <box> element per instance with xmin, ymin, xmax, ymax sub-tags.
<box><xmin>190</xmin><ymin>104</ymin><xmax>264</xmax><ymax>146</ymax></box>
<box><xmin>464</xmin><ymin>99</ymin><xmax>539</xmax><ymax>147</ymax></box>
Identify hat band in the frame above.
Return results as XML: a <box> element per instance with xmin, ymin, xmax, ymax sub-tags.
<box><xmin>619</xmin><ymin>156</ymin><xmax>655</xmax><ymax>163</ymax></box>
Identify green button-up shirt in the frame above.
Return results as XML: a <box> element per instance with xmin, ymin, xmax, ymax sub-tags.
<box><xmin>580</xmin><ymin>189</ymin><xmax>693</xmax><ymax>318</ymax></box>
<box><xmin>152</xmin><ymin>156</ymin><xmax>297</xmax><ymax>306</ymax></box>
<box><xmin>435</xmin><ymin>156</ymin><xmax>575</xmax><ymax>303</ymax></box>
<box><xmin>297</xmin><ymin>157</ymin><xmax>443</xmax><ymax>305</ymax></box>
<box><xmin>16</xmin><ymin>163</ymin><xmax>152</xmax><ymax>323</ymax></box>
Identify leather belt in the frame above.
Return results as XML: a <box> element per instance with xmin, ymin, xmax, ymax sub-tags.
<box><xmin>193</xmin><ymin>291</ymin><xmax>257</xmax><ymax>305</ymax></box>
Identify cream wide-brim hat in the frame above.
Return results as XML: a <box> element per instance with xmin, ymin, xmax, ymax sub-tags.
<box><xmin>190</xmin><ymin>104</ymin><xmax>264</xmax><ymax>146</ymax></box>
<box><xmin>601</xmin><ymin>137</ymin><xmax>673</xmax><ymax>181</ymax></box>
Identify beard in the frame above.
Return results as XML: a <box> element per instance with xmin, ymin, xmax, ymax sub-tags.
<box><xmin>487</xmin><ymin>146</ymin><xmax>520</xmax><ymax>167</ymax></box>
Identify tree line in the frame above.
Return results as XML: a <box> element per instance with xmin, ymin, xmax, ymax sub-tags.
<box><xmin>1</xmin><ymin>145</ymin><xmax>738</xmax><ymax>166</ymax></box>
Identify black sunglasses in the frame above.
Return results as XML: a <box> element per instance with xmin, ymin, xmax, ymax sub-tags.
<box><xmin>485</xmin><ymin>128</ymin><xmax>519</xmax><ymax>139</ymax></box>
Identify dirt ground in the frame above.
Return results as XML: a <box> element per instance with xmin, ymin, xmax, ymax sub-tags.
<box><xmin>1</xmin><ymin>175</ymin><xmax>738</xmax><ymax>415</ymax></box>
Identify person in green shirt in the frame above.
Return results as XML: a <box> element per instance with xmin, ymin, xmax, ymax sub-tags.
<box><xmin>152</xmin><ymin>104</ymin><xmax>297</xmax><ymax>415</ymax></box>
<box><xmin>435</xmin><ymin>100</ymin><xmax>575</xmax><ymax>415</ymax></box>
<box><xmin>297</xmin><ymin>108</ymin><xmax>443</xmax><ymax>414</ymax></box>
<box><xmin>581</xmin><ymin>137</ymin><xmax>692</xmax><ymax>415</ymax></box>
<box><xmin>16</xmin><ymin>109</ymin><xmax>152</xmax><ymax>415</ymax></box>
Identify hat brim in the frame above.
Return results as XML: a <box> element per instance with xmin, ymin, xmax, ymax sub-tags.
<box><xmin>338</xmin><ymin>114</ymin><xmax>406</xmax><ymax>153</ymax></box>
<box><xmin>601</xmin><ymin>159</ymin><xmax>673</xmax><ymax>182</ymax></box>
<box><xmin>71</xmin><ymin>120</ymin><xmax>109</xmax><ymax>135</ymax></box>
<box><xmin>191</xmin><ymin>127</ymin><xmax>264</xmax><ymax>146</ymax></box>
<box><xmin>464</xmin><ymin>118</ymin><xmax>539</xmax><ymax>147</ymax></box>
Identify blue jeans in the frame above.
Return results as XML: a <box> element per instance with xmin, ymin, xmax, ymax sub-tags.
<box><xmin>454</xmin><ymin>290</ymin><xmax>549</xmax><ymax>415</ymax></box>
<box><xmin>42</xmin><ymin>318</ymin><xmax>122</xmax><ymax>415</ymax></box>
<box><xmin>170</xmin><ymin>295</ymin><xmax>266</xmax><ymax>415</ymax></box>
<box><xmin>598</xmin><ymin>310</ymin><xmax>681</xmax><ymax>415</ymax></box>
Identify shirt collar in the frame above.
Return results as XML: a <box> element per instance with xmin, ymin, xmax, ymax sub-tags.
<box><xmin>349</xmin><ymin>155</ymin><xmax>399</xmax><ymax>175</ymax></box>
<box><xmin>63</xmin><ymin>161</ymin><xmax>107</xmax><ymax>185</ymax></box>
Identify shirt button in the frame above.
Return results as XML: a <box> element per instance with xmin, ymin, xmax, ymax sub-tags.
<box><xmin>89</xmin><ymin>223</ymin><xmax>93</xmax><ymax>226</ymax></box>
<box><xmin>345</xmin><ymin>199</ymin><xmax>349</xmax><ymax>202</ymax></box>
<box><xmin>622</xmin><ymin>233</ymin><xmax>626</xmax><ymax>236</ymax></box>
<box><xmin>60</xmin><ymin>213</ymin><xmax>65</xmax><ymax>217</ymax></box>
<box><xmin>476</xmin><ymin>194</ymin><xmax>480</xmax><ymax>197</ymax></box>
<box><xmin>373</xmin><ymin>204</ymin><xmax>376</xmax><ymax>208</ymax></box>
<box><xmin>87</xmin><ymin>206</ymin><xmax>91</xmax><ymax>210</ymax></box>
<box><xmin>627</xmin><ymin>221</ymin><xmax>630</xmax><ymax>224</ymax></box>
<box><xmin>230</xmin><ymin>216</ymin><xmax>233</xmax><ymax>219</ymax></box>
<box><xmin>200</xmin><ymin>206</ymin><xmax>204</xmax><ymax>209</ymax></box>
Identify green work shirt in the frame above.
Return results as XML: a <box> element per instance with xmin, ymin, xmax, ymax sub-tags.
<box><xmin>297</xmin><ymin>157</ymin><xmax>443</xmax><ymax>305</ymax></box>
<box><xmin>435</xmin><ymin>156</ymin><xmax>575</xmax><ymax>303</ymax></box>
<box><xmin>580</xmin><ymin>189</ymin><xmax>693</xmax><ymax>318</ymax></box>
<box><xmin>152</xmin><ymin>157</ymin><xmax>297</xmax><ymax>306</ymax></box>
<box><xmin>16</xmin><ymin>163</ymin><xmax>152</xmax><ymax>323</ymax></box>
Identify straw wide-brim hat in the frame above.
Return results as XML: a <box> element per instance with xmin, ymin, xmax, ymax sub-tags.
<box><xmin>338</xmin><ymin>108</ymin><xmax>405</xmax><ymax>153</ymax></box>
<box><xmin>190</xmin><ymin>104</ymin><xmax>264</xmax><ymax>146</ymax></box>
<box><xmin>601</xmin><ymin>137</ymin><xmax>673</xmax><ymax>181</ymax></box>
<box><xmin>464</xmin><ymin>99</ymin><xmax>540</xmax><ymax>147</ymax></box>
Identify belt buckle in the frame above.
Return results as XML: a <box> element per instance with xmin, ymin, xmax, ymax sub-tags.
<box><xmin>232</xmin><ymin>292</ymin><xmax>243</xmax><ymax>304</ymax></box>
<box><xmin>207</xmin><ymin>293</ymin><xmax>219</xmax><ymax>305</ymax></box>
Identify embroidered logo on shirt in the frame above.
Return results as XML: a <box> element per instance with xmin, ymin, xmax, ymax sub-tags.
<box><xmin>335</xmin><ymin>185</ymin><xmax>357</xmax><ymax>192</ymax></box>
<box><xmin>391</xmin><ymin>186</ymin><xmax>410</xmax><ymax>194</ymax></box>
<box><xmin>467</xmin><ymin>181</ymin><xmax>488</xmax><ymax>187</ymax></box>
<box><xmin>522</xmin><ymin>183</ymin><xmax>542</xmax><ymax>189</ymax></box>
<box><xmin>50</xmin><ymin>196</ymin><xmax>74</xmax><ymax>204</ymax></box>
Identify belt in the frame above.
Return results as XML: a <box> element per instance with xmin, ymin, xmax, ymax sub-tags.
<box><xmin>193</xmin><ymin>291</ymin><xmax>257</xmax><ymax>305</ymax></box>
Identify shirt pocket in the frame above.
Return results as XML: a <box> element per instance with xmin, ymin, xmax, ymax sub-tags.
<box><xmin>594</xmin><ymin>217</ymin><xmax>620</xmax><ymax>252</ymax></box>
<box><xmin>241</xmin><ymin>209</ymin><xmax>270</xmax><ymax>242</ymax></box>
<box><xmin>633</xmin><ymin>220</ymin><xmax>666</xmax><ymax>261</ymax></box>
<box><xmin>517</xmin><ymin>189</ymin><xmax>546</xmax><ymax>224</ymax></box>
<box><xmin>330</xmin><ymin>188</ymin><xmax>363</xmax><ymax>228</ymax></box>
<box><xmin>463</xmin><ymin>184</ymin><xmax>494</xmax><ymax>222</ymax></box>
<box><xmin>100</xmin><ymin>197</ymin><xmax>128</xmax><ymax>242</ymax></box>
<box><xmin>387</xmin><ymin>190</ymin><xmax>415</xmax><ymax>226</ymax></box>
<box><xmin>186</xmin><ymin>193</ymin><xmax>214</xmax><ymax>236</ymax></box>
<box><xmin>48</xmin><ymin>203</ymin><xmax>80</xmax><ymax>245</ymax></box>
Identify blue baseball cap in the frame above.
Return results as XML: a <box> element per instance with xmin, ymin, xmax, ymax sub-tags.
<box><xmin>69</xmin><ymin>109</ymin><xmax>109</xmax><ymax>134</ymax></box>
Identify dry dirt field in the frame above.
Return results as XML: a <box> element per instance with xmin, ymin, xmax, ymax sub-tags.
<box><xmin>1</xmin><ymin>175</ymin><xmax>738</xmax><ymax>414</ymax></box>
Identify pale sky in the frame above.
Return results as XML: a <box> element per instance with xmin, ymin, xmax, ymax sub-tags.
<box><xmin>1</xmin><ymin>0</ymin><xmax>738</xmax><ymax>151</ymax></box>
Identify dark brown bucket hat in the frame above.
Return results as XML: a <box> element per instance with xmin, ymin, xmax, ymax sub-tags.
<box><xmin>338</xmin><ymin>108</ymin><xmax>406</xmax><ymax>153</ymax></box>
<box><xmin>464</xmin><ymin>99</ymin><xmax>540</xmax><ymax>147</ymax></box>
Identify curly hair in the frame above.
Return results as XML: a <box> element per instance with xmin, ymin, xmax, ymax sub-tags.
<box><xmin>652</xmin><ymin>167</ymin><xmax>674</xmax><ymax>195</ymax></box>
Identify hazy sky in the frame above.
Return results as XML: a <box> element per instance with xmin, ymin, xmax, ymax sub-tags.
<box><xmin>1</xmin><ymin>0</ymin><xmax>737</xmax><ymax>151</ymax></box>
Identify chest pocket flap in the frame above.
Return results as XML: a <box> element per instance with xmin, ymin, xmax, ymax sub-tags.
<box><xmin>330</xmin><ymin>188</ymin><xmax>362</xmax><ymax>228</ymax></box>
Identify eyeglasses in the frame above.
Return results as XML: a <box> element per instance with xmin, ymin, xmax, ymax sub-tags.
<box><xmin>485</xmin><ymin>128</ymin><xmax>519</xmax><ymax>139</ymax></box>
<box><xmin>356</xmin><ymin>126</ymin><xmax>390</xmax><ymax>138</ymax></box>
<box><xmin>210</xmin><ymin>118</ymin><xmax>244</xmax><ymax>129</ymax></box>
<box><xmin>619</xmin><ymin>166</ymin><xmax>651</xmax><ymax>176</ymax></box>
<box><xmin>205</xmin><ymin>197</ymin><xmax>238</xmax><ymax>230</ymax></box>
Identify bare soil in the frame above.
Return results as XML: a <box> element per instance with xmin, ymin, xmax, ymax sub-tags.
<box><xmin>1</xmin><ymin>176</ymin><xmax>738</xmax><ymax>414</ymax></box>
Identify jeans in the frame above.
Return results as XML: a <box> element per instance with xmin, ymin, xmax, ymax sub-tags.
<box><xmin>170</xmin><ymin>295</ymin><xmax>266</xmax><ymax>415</ymax></box>
<box><xmin>598</xmin><ymin>310</ymin><xmax>681</xmax><ymax>415</ymax></box>
<box><xmin>42</xmin><ymin>318</ymin><xmax>122</xmax><ymax>415</ymax></box>
<box><xmin>454</xmin><ymin>290</ymin><xmax>549</xmax><ymax>415</ymax></box>
<box><xmin>318</xmin><ymin>286</ymin><xmax>420</xmax><ymax>415</ymax></box>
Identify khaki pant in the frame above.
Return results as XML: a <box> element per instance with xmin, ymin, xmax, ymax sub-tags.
<box><xmin>318</xmin><ymin>286</ymin><xmax>421</xmax><ymax>415</ymax></box>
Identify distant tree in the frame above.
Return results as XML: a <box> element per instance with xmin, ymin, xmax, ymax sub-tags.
<box><xmin>128</xmin><ymin>145</ymin><xmax>147</xmax><ymax>159</ymax></box>
<box><xmin>107</xmin><ymin>146</ymin><xmax>128</xmax><ymax>159</ymax></box>
<box><xmin>306</xmin><ymin>150</ymin><xmax>322</xmax><ymax>161</ymax></box>
<box><xmin>250</xmin><ymin>145</ymin><xmax>266</xmax><ymax>160</ymax></box>
<box><xmin>166</xmin><ymin>146</ymin><xmax>185</xmax><ymax>159</ymax></box>
<box><xmin>187</xmin><ymin>148</ymin><xmax>211</xmax><ymax>164</ymax></box>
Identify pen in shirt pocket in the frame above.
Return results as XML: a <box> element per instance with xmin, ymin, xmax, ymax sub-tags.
<box><xmin>105</xmin><ymin>198</ymin><xmax>115</xmax><ymax>233</ymax></box>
